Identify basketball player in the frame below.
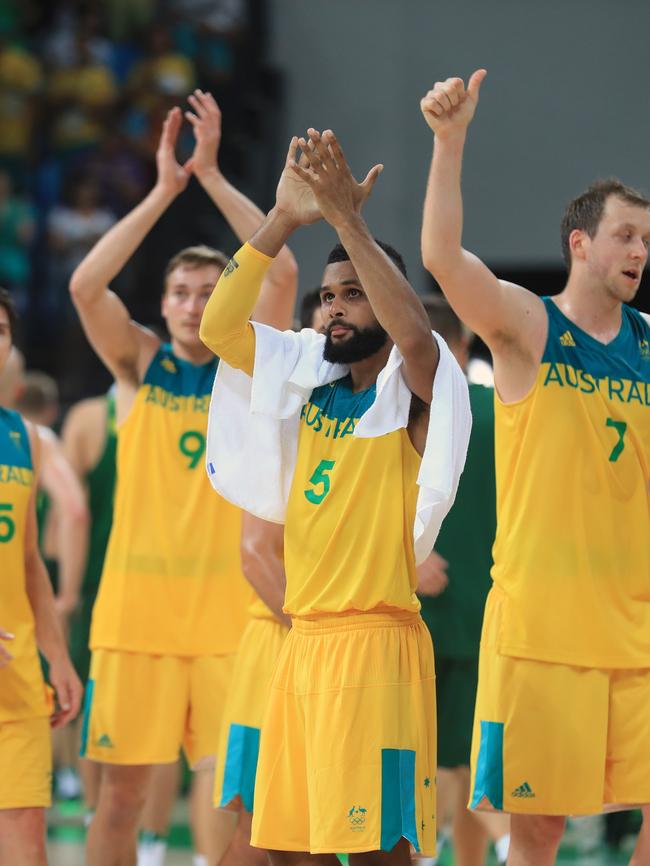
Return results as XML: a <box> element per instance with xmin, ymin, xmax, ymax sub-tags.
<box><xmin>0</xmin><ymin>288</ymin><xmax>82</xmax><ymax>866</ymax></box>
<box><xmin>70</xmin><ymin>101</ymin><xmax>297</xmax><ymax>866</ymax></box>
<box><xmin>420</xmin><ymin>71</ymin><xmax>650</xmax><ymax>866</ymax></box>
<box><xmin>200</xmin><ymin>130</ymin><xmax>470</xmax><ymax>863</ymax></box>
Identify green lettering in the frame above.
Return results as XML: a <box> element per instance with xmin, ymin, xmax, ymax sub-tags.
<box><xmin>579</xmin><ymin>370</ymin><xmax>596</xmax><ymax>393</ymax></box>
<box><xmin>339</xmin><ymin>418</ymin><xmax>357</xmax><ymax>438</ymax></box>
<box><xmin>627</xmin><ymin>381</ymin><xmax>643</xmax><ymax>404</ymax></box>
<box><xmin>564</xmin><ymin>365</ymin><xmax>579</xmax><ymax>388</ymax></box>
<box><xmin>608</xmin><ymin>378</ymin><xmax>625</xmax><ymax>401</ymax></box>
<box><xmin>543</xmin><ymin>362</ymin><xmax>564</xmax><ymax>387</ymax></box>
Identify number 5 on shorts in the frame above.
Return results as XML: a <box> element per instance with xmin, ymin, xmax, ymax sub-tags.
<box><xmin>304</xmin><ymin>459</ymin><xmax>335</xmax><ymax>505</ymax></box>
<box><xmin>606</xmin><ymin>417</ymin><xmax>627</xmax><ymax>462</ymax></box>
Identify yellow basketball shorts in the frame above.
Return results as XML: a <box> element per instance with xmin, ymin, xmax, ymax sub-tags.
<box><xmin>250</xmin><ymin>611</ymin><xmax>436</xmax><ymax>856</ymax></box>
<box><xmin>470</xmin><ymin>590</ymin><xmax>650</xmax><ymax>816</ymax></box>
<box><xmin>0</xmin><ymin>716</ymin><xmax>52</xmax><ymax>809</ymax></box>
<box><xmin>81</xmin><ymin>649</ymin><xmax>234</xmax><ymax>768</ymax></box>
<box><xmin>214</xmin><ymin>616</ymin><xmax>289</xmax><ymax>811</ymax></box>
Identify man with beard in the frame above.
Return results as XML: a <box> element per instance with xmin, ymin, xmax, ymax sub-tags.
<box><xmin>200</xmin><ymin>130</ymin><xmax>471</xmax><ymax>863</ymax></box>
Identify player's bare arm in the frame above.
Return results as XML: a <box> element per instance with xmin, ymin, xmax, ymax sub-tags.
<box><xmin>186</xmin><ymin>89</ymin><xmax>298</xmax><ymax>329</ymax></box>
<box><xmin>240</xmin><ymin>514</ymin><xmax>291</xmax><ymax>628</ymax></box>
<box><xmin>420</xmin><ymin>71</ymin><xmax>547</xmax><ymax>401</ymax></box>
<box><xmin>23</xmin><ymin>424</ymin><xmax>83</xmax><ymax>728</ymax></box>
<box><xmin>293</xmin><ymin>129</ymin><xmax>438</xmax><ymax>404</ymax></box>
<box><xmin>70</xmin><ymin>108</ymin><xmax>192</xmax><ymax>384</ymax></box>
<box><xmin>37</xmin><ymin>427</ymin><xmax>89</xmax><ymax>617</ymax></box>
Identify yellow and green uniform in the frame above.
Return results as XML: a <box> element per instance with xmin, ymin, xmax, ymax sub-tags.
<box><xmin>81</xmin><ymin>345</ymin><xmax>249</xmax><ymax>766</ymax></box>
<box><xmin>214</xmin><ymin>590</ymin><xmax>288</xmax><ymax>811</ymax></box>
<box><xmin>0</xmin><ymin>408</ymin><xmax>52</xmax><ymax>808</ymax></box>
<box><xmin>69</xmin><ymin>392</ymin><xmax>117</xmax><ymax>684</ymax></box>
<box><xmin>201</xmin><ymin>243</ymin><xmax>437</xmax><ymax>856</ymax></box>
<box><xmin>471</xmin><ymin>298</ymin><xmax>650</xmax><ymax>815</ymax></box>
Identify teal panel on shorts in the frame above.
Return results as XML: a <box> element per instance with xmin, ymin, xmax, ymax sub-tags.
<box><xmin>470</xmin><ymin>720</ymin><xmax>504</xmax><ymax>810</ymax></box>
<box><xmin>380</xmin><ymin>748</ymin><xmax>419</xmax><ymax>853</ymax></box>
<box><xmin>79</xmin><ymin>679</ymin><xmax>95</xmax><ymax>758</ymax></box>
<box><xmin>221</xmin><ymin>723</ymin><xmax>260</xmax><ymax>813</ymax></box>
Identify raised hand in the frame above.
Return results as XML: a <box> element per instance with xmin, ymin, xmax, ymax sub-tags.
<box><xmin>274</xmin><ymin>136</ymin><xmax>323</xmax><ymax>227</ymax></box>
<box><xmin>155</xmin><ymin>107</ymin><xmax>193</xmax><ymax>197</ymax></box>
<box><xmin>289</xmin><ymin>129</ymin><xmax>383</xmax><ymax>229</ymax></box>
<box><xmin>185</xmin><ymin>89</ymin><xmax>222</xmax><ymax>180</ymax></box>
<box><xmin>420</xmin><ymin>70</ymin><xmax>487</xmax><ymax>139</ymax></box>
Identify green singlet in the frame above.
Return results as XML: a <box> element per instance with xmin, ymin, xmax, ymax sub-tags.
<box><xmin>69</xmin><ymin>393</ymin><xmax>117</xmax><ymax>683</ymax></box>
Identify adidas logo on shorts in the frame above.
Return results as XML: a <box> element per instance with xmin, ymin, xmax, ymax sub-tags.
<box><xmin>512</xmin><ymin>781</ymin><xmax>535</xmax><ymax>798</ymax></box>
<box><xmin>96</xmin><ymin>733</ymin><xmax>114</xmax><ymax>748</ymax></box>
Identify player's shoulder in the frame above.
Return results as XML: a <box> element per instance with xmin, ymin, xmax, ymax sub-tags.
<box><xmin>65</xmin><ymin>395</ymin><xmax>108</xmax><ymax>430</ymax></box>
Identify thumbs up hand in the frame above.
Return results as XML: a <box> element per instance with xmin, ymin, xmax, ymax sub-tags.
<box><xmin>420</xmin><ymin>70</ymin><xmax>487</xmax><ymax>139</ymax></box>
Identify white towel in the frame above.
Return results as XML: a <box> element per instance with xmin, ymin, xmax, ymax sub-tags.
<box><xmin>206</xmin><ymin>324</ymin><xmax>472</xmax><ymax>564</ymax></box>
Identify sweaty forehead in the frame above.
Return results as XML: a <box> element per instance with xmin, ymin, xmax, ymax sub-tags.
<box><xmin>320</xmin><ymin>260</ymin><xmax>360</xmax><ymax>289</ymax></box>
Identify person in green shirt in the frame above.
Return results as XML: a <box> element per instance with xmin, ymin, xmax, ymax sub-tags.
<box><xmin>418</xmin><ymin>296</ymin><xmax>510</xmax><ymax>866</ymax></box>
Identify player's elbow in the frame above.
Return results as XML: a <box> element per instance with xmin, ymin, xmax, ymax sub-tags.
<box><xmin>69</xmin><ymin>267</ymin><xmax>95</xmax><ymax>306</ymax></box>
<box><xmin>421</xmin><ymin>244</ymin><xmax>458</xmax><ymax>282</ymax></box>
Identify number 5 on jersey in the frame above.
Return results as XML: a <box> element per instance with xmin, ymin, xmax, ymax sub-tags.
<box><xmin>304</xmin><ymin>459</ymin><xmax>336</xmax><ymax>505</ymax></box>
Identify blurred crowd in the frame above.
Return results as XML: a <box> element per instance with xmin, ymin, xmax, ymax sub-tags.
<box><xmin>0</xmin><ymin>0</ymin><xmax>276</xmax><ymax>402</ymax></box>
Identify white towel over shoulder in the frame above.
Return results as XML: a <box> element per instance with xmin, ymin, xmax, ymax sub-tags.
<box><xmin>206</xmin><ymin>323</ymin><xmax>472</xmax><ymax>564</ymax></box>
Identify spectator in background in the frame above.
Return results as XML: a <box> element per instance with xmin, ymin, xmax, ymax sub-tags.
<box><xmin>0</xmin><ymin>170</ymin><xmax>35</xmax><ymax>313</ymax></box>
<box><xmin>128</xmin><ymin>25</ymin><xmax>195</xmax><ymax>111</ymax></box>
<box><xmin>47</xmin><ymin>33</ymin><xmax>118</xmax><ymax>166</ymax></box>
<box><xmin>0</xmin><ymin>35</ymin><xmax>42</xmax><ymax>186</ymax></box>
<box><xmin>87</xmin><ymin>131</ymin><xmax>151</xmax><ymax>217</ymax></box>
<box><xmin>48</xmin><ymin>176</ymin><xmax>116</xmax><ymax>316</ymax></box>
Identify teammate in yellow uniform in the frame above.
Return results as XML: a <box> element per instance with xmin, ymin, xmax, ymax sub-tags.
<box><xmin>214</xmin><ymin>513</ymin><xmax>290</xmax><ymax>866</ymax></box>
<box><xmin>0</xmin><ymin>288</ymin><xmax>82</xmax><ymax>866</ymax></box>
<box><xmin>70</xmin><ymin>95</ymin><xmax>297</xmax><ymax>866</ymax></box>
<box><xmin>201</xmin><ymin>130</ymin><xmax>445</xmax><ymax>864</ymax></box>
<box><xmin>421</xmin><ymin>71</ymin><xmax>650</xmax><ymax>866</ymax></box>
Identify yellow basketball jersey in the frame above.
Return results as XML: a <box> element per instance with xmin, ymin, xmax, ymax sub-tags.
<box><xmin>493</xmin><ymin>299</ymin><xmax>650</xmax><ymax>668</ymax></box>
<box><xmin>0</xmin><ymin>409</ymin><xmax>49</xmax><ymax>721</ymax></box>
<box><xmin>284</xmin><ymin>374</ymin><xmax>422</xmax><ymax>617</ymax></box>
<box><xmin>91</xmin><ymin>345</ymin><xmax>249</xmax><ymax>656</ymax></box>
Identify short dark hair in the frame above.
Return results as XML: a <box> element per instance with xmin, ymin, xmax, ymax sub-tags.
<box><xmin>164</xmin><ymin>245</ymin><xmax>229</xmax><ymax>285</ymax></box>
<box><xmin>326</xmin><ymin>240</ymin><xmax>408</xmax><ymax>279</ymax></box>
<box><xmin>421</xmin><ymin>294</ymin><xmax>466</xmax><ymax>345</ymax></box>
<box><xmin>560</xmin><ymin>178</ymin><xmax>650</xmax><ymax>269</ymax></box>
<box><xmin>300</xmin><ymin>288</ymin><xmax>323</xmax><ymax>330</ymax></box>
<box><xmin>0</xmin><ymin>288</ymin><xmax>17</xmax><ymax>341</ymax></box>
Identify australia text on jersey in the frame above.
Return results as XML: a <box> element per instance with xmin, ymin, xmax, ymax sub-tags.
<box><xmin>543</xmin><ymin>363</ymin><xmax>650</xmax><ymax>406</ymax></box>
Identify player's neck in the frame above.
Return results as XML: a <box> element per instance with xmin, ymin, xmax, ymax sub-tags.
<box><xmin>169</xmin><ymin>338</ymin><xmax>215</xmax><ymax>366</ymax></box>
<box><xmin>555</xmin><ymin>277</ymin><xmax>623</xmax><ymax>343</ymax></box>
<box><xmin>349</xmin><ymin>342</ymin><xmax>392</xmax><ymax>392</ymax></box>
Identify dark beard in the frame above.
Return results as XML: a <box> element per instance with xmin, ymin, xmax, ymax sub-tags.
<box><xmin>323</xmin><ymin>322</ymin><xmax>388</xmax><ymax>363</ymax></box>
